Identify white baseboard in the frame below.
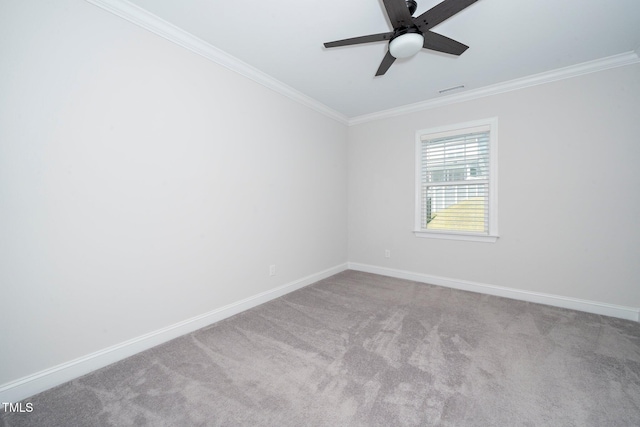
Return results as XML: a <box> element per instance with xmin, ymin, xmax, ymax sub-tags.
<box><xmin>348</xmin><ymin>262</ymin><xmax>640</xmax><ymax>322</ymax></box>
<box><xmin>0</xmin><ymin>263</ymin><xmax>348</xmax><ymax>403</ymax></box>
<box><xmin>4</xmin><ymin>261</ymin><xmax>637</xmax><ymax>403</ymax></box>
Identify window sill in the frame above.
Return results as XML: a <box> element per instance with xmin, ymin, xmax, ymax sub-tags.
<box><xmin>413</xmin><ymin>230</ymin><xmax>499</xmax><ymax>243</ymax></box>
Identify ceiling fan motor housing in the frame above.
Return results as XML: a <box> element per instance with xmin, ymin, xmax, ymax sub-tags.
<box><xmin>406</xmin><ymin>0</ymin><xmax>418</xmax><ymax>15</ymax></box>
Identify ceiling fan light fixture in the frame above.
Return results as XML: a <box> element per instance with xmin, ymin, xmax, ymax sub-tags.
<box><xmin>389</xmin><ymin>33</ymin><xmax>424</xmax><ymax>59</ymax></box>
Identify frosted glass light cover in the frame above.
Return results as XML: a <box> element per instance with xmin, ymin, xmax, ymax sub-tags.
<box><xmin>389</xmin><ymin>33</ymin><xmax>424</xmax><ymax>59</ymax></box>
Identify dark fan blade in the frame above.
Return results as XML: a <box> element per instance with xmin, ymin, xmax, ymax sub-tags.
<box><xmin>413</xmin><ymin>0</ymin><xmax>478</xmax><ymax>32</ymax></box>
<box><xmin>324</xmin><ymin>32</ymin><xmax>393</xmax><ymax>48</ymax></box>
<box><xmin>375</xmin><ymin>51</ymin><xmax>396</xmax><ymax>76</ymax></box>
<box><xmin>423</xmin><ymin>31</ymin><xmax>469</xmax><ymax>55</ymax></box>
<box><xmin>382</xmin><ymin>0</ymin><xmax>414</xmax><ymax>28</ymax></box>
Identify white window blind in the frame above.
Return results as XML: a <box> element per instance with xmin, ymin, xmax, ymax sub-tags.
<box><xmin>415</xmin><ymin>119</ymin><xmax>498</xmax><ymax>242</ymax></box>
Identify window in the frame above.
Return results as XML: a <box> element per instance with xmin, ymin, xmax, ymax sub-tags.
<box><xmin>414</xmin><ymin>118</ymin><xmax>498</xmax><ymax>242</ymax></box>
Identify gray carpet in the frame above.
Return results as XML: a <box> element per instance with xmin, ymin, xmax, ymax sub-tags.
<box><xmin>2</xmin><ymin>270</ymin><xmax>640</xmax><ymax>426</ymax></box>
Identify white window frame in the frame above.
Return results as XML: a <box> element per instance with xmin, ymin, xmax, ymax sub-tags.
<box><xmin>414</xmin><ymin>117</ymin><xmax>499</xmax><ymax>243</ymax></box>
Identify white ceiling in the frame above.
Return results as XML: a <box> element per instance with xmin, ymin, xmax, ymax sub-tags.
<box><xmin>119</xmin><ymin>0</ymin><xmax>639</xmax><ymax>119</ymax></box>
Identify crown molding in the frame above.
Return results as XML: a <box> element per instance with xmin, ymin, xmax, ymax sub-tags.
<box><xmin>348</xmin><ymin>50</ymin><xmax>640</xmax><ymax>126</ymax></box>
<box><xmin>84</xmin><ymin>0</ymin><xmax>349</xmax><ymax>125</ymax></box>
<box><xmin>83</xmin><ymin>0</ymin><xmax>639</xmax><ymax>127</ymax></box>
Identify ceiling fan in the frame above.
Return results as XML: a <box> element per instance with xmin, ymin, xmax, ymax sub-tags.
<box><xmin>324</xmin><ymin>0</ymin><xmax>478</xmax><ymax>76</ymax></box>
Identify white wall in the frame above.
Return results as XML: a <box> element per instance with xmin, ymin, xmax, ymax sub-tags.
<box><xmin>0</xmin><ymin>0</ymin><xmax>347</xmax><ymax>387</ymax></box>
<box><xmin>348</xmin><ymin>63</ymin><xmax>640</xmax><ymax>309</ymax></box>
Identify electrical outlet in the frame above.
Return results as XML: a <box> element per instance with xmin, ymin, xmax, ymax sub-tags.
<box><xmin>385</xmin><ymin>249</ymin><xmax>391</xmax><ymax>258</ymax></box>
<box><xmin>269</xmin><ymin>265</ymin><xmax>276</xmax><ymax>276</ymax></box>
